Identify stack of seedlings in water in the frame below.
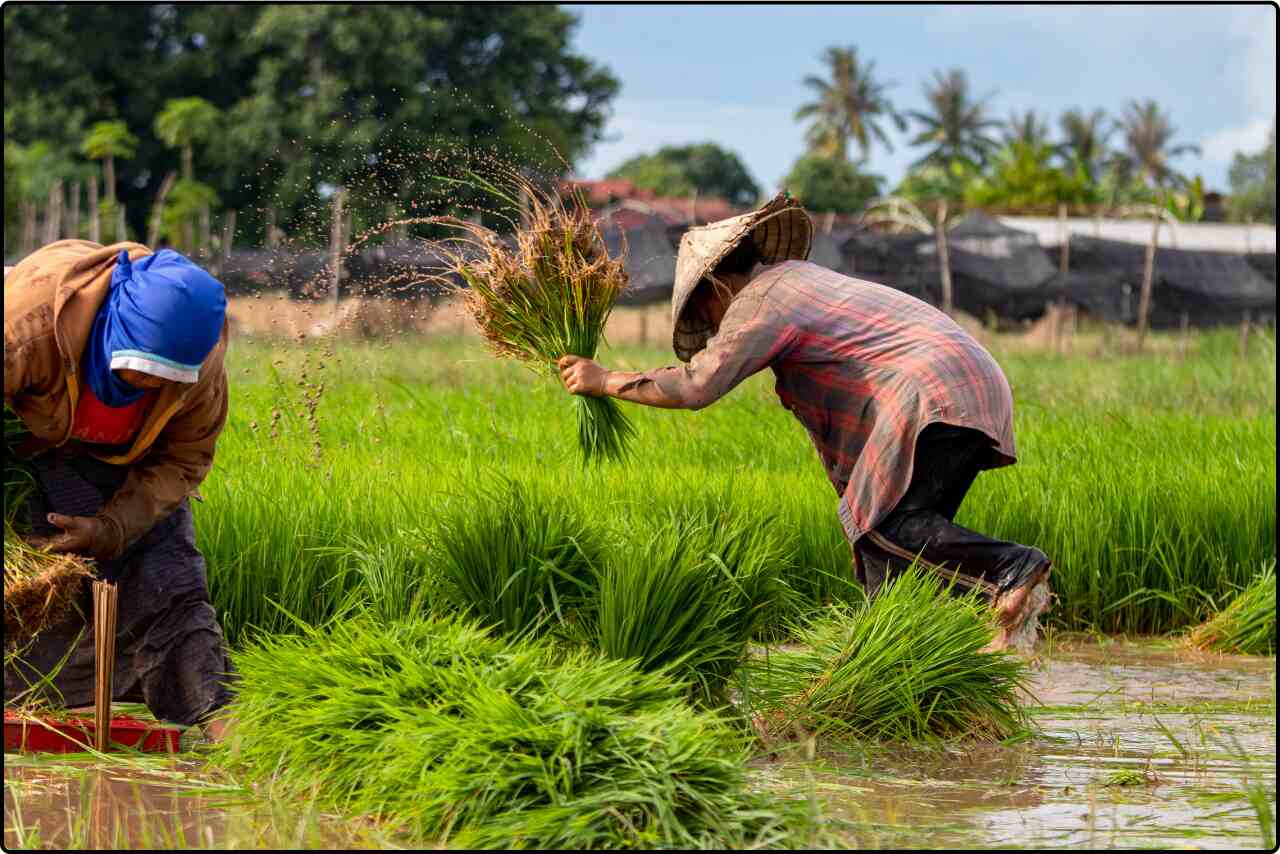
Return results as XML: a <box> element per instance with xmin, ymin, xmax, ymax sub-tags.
<box><xmin>589</xmin><ymin>504</ymin><xmax>794</xmax><ymax>707</ymax></box>
<box><xmin>4</xmin><ymin>406</ymin><xmax>94</xmax><ymax>648</ymax></box>
<box><xmin>747</xmin><ymin>565</ymin><xmax>1030</xmax><ymax>744</ymax></box>
<box><xmin>212</xmin><ymin>613</ymin><xmax>825</xmax><ymax>849</ymax></box>
<box><xmin>425</xmin><ymin>478</ymin><xmax>605</xmax><ymax>637</ymax></box>
<box><xmin>443</xmin><ymin>172</ymin><xmax>635</xmax><ymax>464</ymax></box>
<box><xmin>1188</xmin><ymin>561</ymin><xmax>1276</xmax><ymax>655</ymax></box>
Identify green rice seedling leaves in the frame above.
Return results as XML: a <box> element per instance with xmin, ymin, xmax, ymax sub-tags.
<box><xmin>443</xmin><ymin>174</ymin><xmax>636</xmax><ymax>465</ymax></box>
<box><xmin>1188</xmin><ymin>561</ymin><xmax>1276</xmax><ymax>655</ymax></box>
<box><xmin>211</xmin><ymin>613</ymin><xmax>825</xmax><ymax>849</ymax></box>
<box><xmin>748</xmin><ymin>565</ymin><xmax>1031</xmax><ymax>743</ymax></box>
<box><xmin>425</xmin><ymin>478</ymin><xmax>606</xmax><ymax>638</ymax></box>
<box><xmin>592</xmin><ymin>506</ymin><xmax>791</xmax><ymax>707</ymax></box>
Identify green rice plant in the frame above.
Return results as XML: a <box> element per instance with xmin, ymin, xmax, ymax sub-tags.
<box><xmin>426</xmin><ymin>478</ymin><xmax>606</xmax><ymax>638</ymax></box>
<box><xmin>747</xmin><ymin>565</ymin><xmax>1031</xmax><ymax>742</ymax></box>
<box><xmin>591</xmin><ymin>506</ymin><xmax>789</xmax><ymax>706</ymax></box>
<box><xmin>211</xmin><ymin>613</ymin><xmax>824</xmax><ymax>849</ymax></box>
<box><xmin>1188</xmin><ymin>561</ymin><xmax>1276</xmax><ymax>655</ymax></box>
<box><xmin>444</xmin><ymin>174</ymin><xmax>635</xmax><ymax>464</ymax></box>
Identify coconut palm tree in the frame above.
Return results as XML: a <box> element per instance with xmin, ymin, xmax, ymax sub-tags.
<box><xmin>1057</xmin><ymin>108</ymin><xmax>1115</xmax><ymax>182</ymax></box>
<box><xmin>154</xmin><ymin>97</ymin><xmax>222</xmax><ymax>182</ymax></box>
<box><xmin>793</xmin><ymin>46</ymin><xmax>906</xmax><ymax>161</ymax></box>
<box><xmin>79</xmin><ymin>120</ymin><xmax>138</xmax><ymax>204</ymax></box>
<box><xmin>906</xmin><ymin>69</ymin><xmax>1002</xmax><ymax>168</ymax></box>
<box><xmin>1003</xmin><ymin>109</ymin><xmax>1051</xmax><ymax>148</ymax></box>
<box><xmin>1114</xmin><ymin>99</ymin><xmax>1201</xmax><ymax>188</ymax></box>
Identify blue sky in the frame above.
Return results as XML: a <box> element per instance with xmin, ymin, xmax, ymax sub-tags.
<box><xmin>567</xmin><ymin>3</ymin><xmax>1276</xmax><ymax>194</ymax></box>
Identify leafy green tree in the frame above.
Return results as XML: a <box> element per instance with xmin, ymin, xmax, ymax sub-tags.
<box><xmin>158</xmin><ymin>179</ymin><xmax>220</xmax><ymax>250</ymax></box>
<box><xmin>906</xmin><ymin>69</ymin><xmax>1001</xmax><ymax>169</ymax></box>
<box><xmin>782</xmin><ymin>154</ymin><xmax>883</xmax><ymax>213</ymax></box>
<box><xmin>1003</xmin><ymin>110</ymin><xmax>1051</xmax><ymax>148</ymax></box>
<box><xmin>79</xmin><ymin>120</ymin><xmax>137</xmax><ymax>204</ymax></box>
<box><xmin>609</xmin><ymin>143</ymin><xmax>760</xmax><ymax>205</ymax></box>
<box><xmin>1114</xmin><ymin>99</ymin><xmax>1201</xmax><ymax>188</ymax></box>
<box><xmin>963</xmin><ymin>142</ymin><xmax>1099</xmax><ymax>211</ymax></box>
<box><xmin>794</xmin><ymin>46</ymin><xmax>905</xmax><ymax>161</ymax></box>
<box><xmin>1227</xmin><ymin>124</ymin><xmax>1276</xmax><ymax>224</ymax></box>
<box><xmin>895</xmin><ymin>158</ymin><xmax>983</xmax><ymax>204</ymax></box>
<box><xmin>1057</xmin><ymin>108</ymin><xmax>1114</xmax><ymax>183</ymax></box>
<box><xmin>154</xmin><ymin>97</ymin><xmax>221</xmax><ymax>182</ymax></box>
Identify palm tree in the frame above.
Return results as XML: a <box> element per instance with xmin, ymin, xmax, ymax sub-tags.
<box><xmin>906</xmin><ymin>69</ymin><xmax>1002</xmax><ymax>168</ymax></box>
<box><xmin>79</xmin><ymin>120</ymin><xmax>138</xmax><ymax>204</ymax></box>
<box><xmin>1057</xmin><ymin>108</ymin><xmax>1114</xmax><ymax>182</ymax></box>
<box><xmin>154</xmin><ymin>97</ymin><xmax>222</xmax><ymax>182</ymax></box>
<box><xmin>1003</xmin><ymin>109</ymin><xmax>1051</xmax><ymax>148</ymax></box>
<box><xmin>1114</xmin><ymin>99</ymin><xmax>1201</xmax><ymax>188</ymax></box>
<box><xmin>794</xmin><ymin>46</ymin><xmax>906</xmax><ymax>161</ymax></box>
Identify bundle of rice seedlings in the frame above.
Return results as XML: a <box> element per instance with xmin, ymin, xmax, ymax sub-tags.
<box><xmin>591</xmin><ymin>507</ymin><xmax>791</xmax><ymax>706</ymax></box>
<box><xmin>1188</xmin><ymin>562</ymin><xmax>1276</xmax><ymax>655</ymax></box>
<box><xmin>426</xmin><ymin>479</ymin><xmax>606</xmax><ymax>638</ymax></box>
<box><xmin>212</xmin><ymin>613</ymin><xmax>823</xmax><ymax>849</ymax></box>
<box><xmin>747</xmin><ymin>565</ymin><xmax>1030</xmax><ymax>743</ymax></box>
<box><xmin>443</xmin><ymin>174</ymin><xmax>635</xmax><ymax>464</ymax></box>
<box><xmin>4</xmin><ymin>406</ymin><xmax>94</xmax><ymax>648</ymax></box>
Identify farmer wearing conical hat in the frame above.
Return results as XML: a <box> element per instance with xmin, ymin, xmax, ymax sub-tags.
<box><xmin>559</xmin><ymin>192</ymin><xmax>1051</xmax><ymax>652</ymax></box>
<box><xmin>4</xmin><ymin>240</ymin><xmax>235</xmax><ymax>738</ymax></box>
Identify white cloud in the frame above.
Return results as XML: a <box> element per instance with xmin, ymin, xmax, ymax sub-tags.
<box><xmin>1202</xmin><ymin>117</ymin><xmax>1273</xmax><ymax>164</ymax></box>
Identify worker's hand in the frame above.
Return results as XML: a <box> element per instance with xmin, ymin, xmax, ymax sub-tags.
<box><xmin>26</xmin><ymin>514</ymin><xmax>111</xmax><ymax>558</ymax></box>
<box><xmin>557</xmin><ymin>355</ymin><xmax>608</xmax><ymax>397</ymax></box>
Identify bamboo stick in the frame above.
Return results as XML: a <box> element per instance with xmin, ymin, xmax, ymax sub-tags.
<box><xmin>329</xmin><ymin>188</ymin><xmax>346</xmax><ymax>322</ymax></box>
<box><xmin>93</xmin><ymin>580</ymin><xmax>118</xmax><ymax>753</ymax></box>
<box><xmin>44</xmin><ymin>180</ymin><xmax>64</xmax><ymax>244</ymax></box>
<box><xmin>68</xmin><ymin>181</ymin><xmax>82</xmax><ymax>240</ymax></box>
<box><xmin>1179</xmin><ymin>311</ymin><xmax>1190</xmax><ymax>361</ymax></box>
<box><xmin>221</xmin><ymin>209</ymin><xmax>237</xmax><ymax>268</ymax></box>
<box><xmin>88</xmin><ymin>175</ymin><xmax>101</xmax><ymax>243</ymax></box>
<box><xmin>935</xmin><ymin>200</ymin><xmax>953</xmax><ymax>316</ymax></box>
<box><xmin>1058</xmin><ymin>202</ymin><xmax>1070</xmax><ymax>274</ymax></box>
<box><xmin>116</xmin><ymin>204</ymin><xmax>128</xmax><ymax>245</ymax></box>
<box><xmin>1135</xmin><ymin>211</ymin><xmax>1160</xmax><ymax>353</ymax></box>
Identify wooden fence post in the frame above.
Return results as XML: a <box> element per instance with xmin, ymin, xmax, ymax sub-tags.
<box><xmin>1135</xmin><ymin>211</ymin><xmax>1160</xmax><ymax>353</ymax></box>
<box><xmin>199</xmin><ymin>204</ymin><xmax>212</xmax><ymax>259</ymax></box>
<box><xmin>329</xmin><ymin>188</ymin><xmax>346</xmax><ymax>323</ymax></box>
<box><xmin>21</xmin><ymin>201</ymin><xmax>37</xmax><ymax>256</ymax></box>
<box><xmin>266</xmin><ymin>207</ymin><xmax>279</xmax><ymax>248</ymax></box>
<box><xmin>116</xmin><ymin>204</ymin><xmax>127</xmax><ymax>244</ymax></box>
<box><xmin>1058</xmin><ymin>203</ymin><xmax>1070</xmax><ymax>274</ymax></box>
<box><xmin>44</xmin><ymin>180</ymin><xmax>64</xmax><ymax>244</ymax></box>
<box><xmin>1179</xmin><ymin>311</ymin><xmax>1190</xmax><ymax>361</ymax></box>
<box><xmin>68</xmin><ymin>181</ymin><xmax>82</xmax><ymax>240</ymax></box>
<box><xmin>88</xmin><ymin>175</ymin><xmax>101</xmax><ymax>243</ymax></box>
<box><xmin>221</xmin><ymin>209</ymin><xmax>237</xmax><ymax>271</ymax></box>
<box><xmin>935</xmin><ymin>200</ymin><xmax>953</xmax><ymax>315</ymax></box>
<box><xmin>1240</xmin><ymin>310</ymin><xmax>1251</xmax><ymax>358</ymax></box>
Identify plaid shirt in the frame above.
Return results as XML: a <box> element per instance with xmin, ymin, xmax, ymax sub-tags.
<box><xmin>637</xmin><ymin>260</ymin><xmax>1017</xmax><ymax>546</ymax></box>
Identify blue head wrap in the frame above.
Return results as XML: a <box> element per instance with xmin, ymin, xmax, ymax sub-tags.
<box><xmin>81</xmin><ymin>250</ymin><xmax>228</xmax><ymax>407</ymax></box>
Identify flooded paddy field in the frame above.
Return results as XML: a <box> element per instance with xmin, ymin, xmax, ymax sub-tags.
<box><xmin>5</xmin><ymin>634</ymin><xmax>1274</xmax><ymax>850</ymax></box>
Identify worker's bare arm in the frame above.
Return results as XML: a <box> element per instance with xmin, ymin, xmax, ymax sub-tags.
<box><xmin>557</xmin><ymin>356</ymin><xmax>687</xmax><ymax>409</ymax></box>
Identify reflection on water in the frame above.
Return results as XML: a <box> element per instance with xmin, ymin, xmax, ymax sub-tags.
<box><xmin>4</xmin><ymin>636</ymin><xmax>1276</xmax><ymax>849</ymax></box>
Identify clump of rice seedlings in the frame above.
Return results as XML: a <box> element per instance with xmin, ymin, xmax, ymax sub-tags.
<box><xmin>443</xmin><ymin>174</ymin><xmax>635</xmax><ymax>464</ymax></box>
<box><xmin>1188</xmin><ymin>562</ymin><xmax>1276</xmax><ymax>655</ymax></box>
<box><xmin>4</xmin><ymin>406</ymin><xmax>94</xmax><ymax>648</ymax></box>
<box><xmin>748</xmin><ymin>565</ymin><xmax>1031</xmax><ymax>743</ymax></box>
<box><xmin>591</xmin><ymin>507</ymin><xmax>790</xmax><ymax>706</ymax></box>
<box><xmin>212</xmin><ymin>613</ymin><xmax>823</xmax><ymax>849</ymax></box>
<box><xmin>426</xmin><ymin>479</ymin><xmax>605</xmax><ymax>638</ymax></box>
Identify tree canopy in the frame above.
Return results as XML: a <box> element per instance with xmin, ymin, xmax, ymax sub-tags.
<box><xmin>783</xmin><ymin>154</ymin><xmax>882</xmax><ymax>213</ymax></box>
<box><xmin>608</xmin><ymin>143</ymin><xmax>761</xmax><ymax>205</ymax></box>
<box><xmin>4</xmin><ymin>3</ymin><xmax>619</xmax><ymax>243</ymax></box>
<box><xmin>1228</xmin><ymin>124</ymin><xmax>1276</xmax><ymax>224</ymax></box>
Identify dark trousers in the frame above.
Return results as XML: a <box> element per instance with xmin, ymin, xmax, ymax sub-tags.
<box><xmin>4</xmin><ymin>453</ymin><xmax>236</xmax><ymax>727</ymax></box>
<box><xmin>854</xmin><ymin>423</ymin><xmax>1050</xmax><ymax>601</ymax></box>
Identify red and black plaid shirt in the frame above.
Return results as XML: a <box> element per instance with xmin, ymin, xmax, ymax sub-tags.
<box><xmin>636</xmin><ymin>260</ymin><xmax>1017</xmax><ymax>547</ymax></box>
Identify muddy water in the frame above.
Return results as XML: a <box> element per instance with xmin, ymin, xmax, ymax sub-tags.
<box><xmin>762</xmin><ymin>635</ymin><xmax>1277</xmax><ymax>849</ymax></box>
<box><xmin>4</xmin><ymin>636</ymin><xmax>1275</xmax><ymax>849</ymax></box>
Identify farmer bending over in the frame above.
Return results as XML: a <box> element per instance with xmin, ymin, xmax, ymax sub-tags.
<box><xmin>4</xmin><ymin>241</ymin><xmax>235</xmax><ymax>738</ymax></box>
<box><xmin>559</xmin><ymin>193</ymin><xmax>1051</xmax><ymax>652</ymax></box>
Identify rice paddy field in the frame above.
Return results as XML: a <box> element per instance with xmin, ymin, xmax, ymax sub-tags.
<box><xmin>4</xmin><ymin>314</ymin><xmax>1276</xmax><ymax>849</ymax></box>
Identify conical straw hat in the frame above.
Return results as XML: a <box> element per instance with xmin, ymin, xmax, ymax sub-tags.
<box><xmin>671</xmin><ymin>191</ymin><xmax>812</xmax><ymax>361</ymax></box>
